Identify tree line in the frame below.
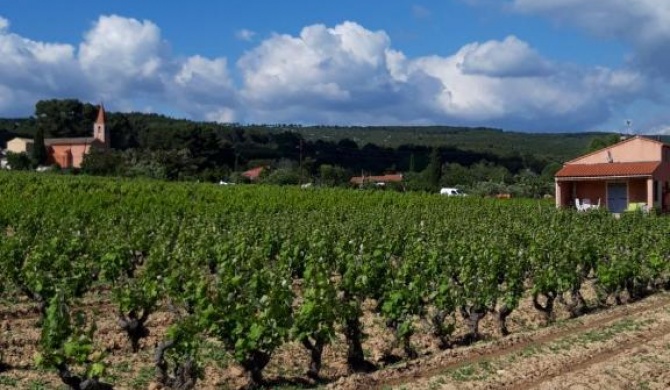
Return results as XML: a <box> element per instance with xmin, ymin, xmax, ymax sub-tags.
<box><xmin>0</xmin><ymin>98</ymin><xmax>620</xmax><ymax>196</ymax></box>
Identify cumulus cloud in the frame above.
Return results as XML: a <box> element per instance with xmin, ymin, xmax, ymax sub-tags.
<box><xmin>239</xmin><ymin>22</ymin><xmax>393</xmax><ymax>107</ymax></box>
<box><xmin>458</xmin><ymin>36</ymin><xmax>554</xmax><ymax>77</ymax></box>
<box><xmin>169</xmin><ymin>55</ymin><xmax>238</xmax><ymax>121</ymax></box>
<box><xmin>0</xmin><ymin>14</ymin><xmax>658</xmax><ymax>130</ymax></box>
<box><xmin>235</xmin><ymin>29</ymin><xmax>256</xmax><ymax>42</ymax></box>
<box><xmin>79</xmin><ymin>15</ymin><xmax>166</xmax><ymax>96</ymax></box>
<box><xmin>0</xmin><ymin>14</ymin><xmax>237</xmax><ymax>120</ymax></box>
<box><xmin>0</xmin><ymin>16</ymin><xmax>86</xmax><ymax>116</ymax></box>
<box><xmin>237</xmin><ymin>23</ymin><xmax>644</xmax><ymax>129</ymax></box>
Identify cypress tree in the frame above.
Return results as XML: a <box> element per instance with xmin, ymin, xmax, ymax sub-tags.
<box><xmin>427</xmin><ymin>147</ymin><xmax>442</xmax><ymax>190</ymax></box>
<box><xmin>33</xmin><ymin>126</ymin><xmax>47</xmax><ymax>165</ymax></box>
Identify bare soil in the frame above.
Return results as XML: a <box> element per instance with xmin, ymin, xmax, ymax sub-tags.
<box><xmin>1</xmin><ymin>289</ymin><xmax>669</xmax><ymax>389</ymax></box>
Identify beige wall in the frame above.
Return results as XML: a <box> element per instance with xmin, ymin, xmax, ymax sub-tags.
<box><xmin>6</xmin><ymin>138</ymin><xmax>33</xmax><ymax>154</ymax></box>
<box><xmin>570</xmin><ymin>137</ymin><xmax>662</xmax><ymax>165</ymax></box>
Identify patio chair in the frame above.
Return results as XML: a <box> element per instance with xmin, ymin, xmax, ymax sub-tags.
<box><xmin>592</xmin><ymin>198</ymin><xmax>601</xmax><ymax>210</ymax></box>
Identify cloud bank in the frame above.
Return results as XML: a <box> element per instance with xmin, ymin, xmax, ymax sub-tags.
<box><xmin>0</xmin><ymin>12</ymin><xmax>660</xmax><ymax>131</ymax></box>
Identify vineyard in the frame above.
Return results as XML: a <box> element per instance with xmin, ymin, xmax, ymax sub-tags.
<box><xmin>1</xmin><ymin>171</ymin><xmax>669</xmax><ymax>389</ymax></box>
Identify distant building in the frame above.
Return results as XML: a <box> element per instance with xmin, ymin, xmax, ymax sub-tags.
<box><xmin>242</xmin><ymin>166</ymin><xmax>266</xmax><ymax>181</ymax></box>
<box><xmin>6</xmin><ymin>137</ymin><xmax>34</xmax><ymax>155</ymax></box>
<box><xmin>555</xmin><ymin>135</ymin><xmax>670</xmax><ymax>213</ymax></box>
<box><xmin>350</xmin><ymin>173</ymin><xmax>403</xmax><ymax>187</ymax></box>
<box><xmin>5</xmin><ymin>105</ymin><xmax>110</xmax><ymax>169</ymax></box>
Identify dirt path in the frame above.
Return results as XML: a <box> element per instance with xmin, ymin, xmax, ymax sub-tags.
<box><xmin>327</xmin><ymin>292</ymin><xmax>670</xmax><ymax>390</ymax></box>
<box><xmin>3</xmin><ymin>290</ymin><xmax>670</xmax><ymax>389</ymax></box>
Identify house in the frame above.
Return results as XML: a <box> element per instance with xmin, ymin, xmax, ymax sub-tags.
<box><xmin>350</xmin><ymin>173</ymin><xmax>403</xmax><ymax>187</ymax></box>
<box><xmin>555</xmin><ymin>136</ymin><xmax>670</xmax><ymax>213</ymax></box>
<box><xmin>4</xmin><ymin>105</ymin><xmax>109</xmax><ymax>169</ymax></box>
<box><xmin>242</xmin><ymin>166</ymin><xmax>265</xmax><ymax>181</ymax></box>
<box><xmin>6</xmin><ymin>137</ymin><xmax>34</xmax><ymax>155</ymax></box>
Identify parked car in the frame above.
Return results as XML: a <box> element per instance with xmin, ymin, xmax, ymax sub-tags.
<box><xmin>440</xmin><ymin>187</ymin><xmax>466</xmax><ymax>196</ymax></box>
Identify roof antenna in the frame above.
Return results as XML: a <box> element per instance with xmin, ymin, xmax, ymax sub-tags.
<box><xmin>626</xmin><ymin>119</ymin><xmax>633</xmax><ymax>136</ymax></box>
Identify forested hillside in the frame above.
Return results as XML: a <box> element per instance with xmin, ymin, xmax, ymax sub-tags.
<box><xmin>0</xmin><ymin>99</ymin><xmax>632</xmax><ymax>196</ymax></box>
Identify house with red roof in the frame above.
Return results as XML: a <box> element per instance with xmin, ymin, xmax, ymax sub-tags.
<box><xmin>555</xmin><ymin>136</ymin><xmax>670</xmax><ymax>212</ymax></box>
<box><xmin>242</xmin><ymin>166</ymin><xmax>266</xmax><ymax>181</ymax></box>
<box><xmin>350</xmin><ymin>173</ymin><xmax>403</xmax><ymax>187</ymax></box>
<box><xmin>5</xmin><ymin>104</ymin><xmax>110</xmax><ymax>169</ymax></box>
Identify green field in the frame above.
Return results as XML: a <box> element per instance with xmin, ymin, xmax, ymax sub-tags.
<box><xmin>0</xmin><ymin>171</ymin><xmax>668</xmax><ymax>389</ymax></box>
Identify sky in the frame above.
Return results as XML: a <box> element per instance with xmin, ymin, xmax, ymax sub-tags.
<box><xmin>1</xmin><ymin>0</ymin><xmax>669</xmax><ymax>133</ymax></box>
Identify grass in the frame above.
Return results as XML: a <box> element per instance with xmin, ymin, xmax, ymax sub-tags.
<box><xmin>128</xmin><ymin>366</ymin><xmax>155</xmax><ymax>389</ymax></box>
<box><xmin>447</xmin><ymin>360</ymin><xmax>495</xmax><ymax>382</ymax></box>
<box><xmin>26</xmin><ymin>379</ymin><xmax>50</xmax><ymax>390</ymax></box>
<box><xmin>0</xmin><ymin>376</ymin><xmax>18</xmax><ymax>386</ymax></box>
<box><xmin>576</xmin><ymin>318</ymin><xmax>644</xmax><ymax>344</ymax></box>
<box><xmin>201</xmin><ymin>340</ymin><xmax>232</xmax><ymax>368</ymax></box>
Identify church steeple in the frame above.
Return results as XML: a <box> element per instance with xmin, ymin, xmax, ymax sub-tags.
<box><xmin>93</xmin><ymin>104</ymin><xmax>109</xmax><ymax>147</ymax></box>
<box><xmin>95</xmin><ymin>103</ymin><xmax>106</xmax><ymax>125</ymax></box>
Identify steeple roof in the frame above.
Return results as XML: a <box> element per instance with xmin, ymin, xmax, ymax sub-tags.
<box><xmin>95</xmin><ymin>104</ymin><xmax>106</xmax><ymax>124</ymax></box>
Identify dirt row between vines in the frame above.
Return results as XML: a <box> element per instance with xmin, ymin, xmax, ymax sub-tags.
<box><xmin>331</xmin><ymin>292</ymin><xmax>670</xmax><ymax>390</ymax></box>
<box><xmin>1</xmin><ymin>290</ymin><xmax>670</xmax><ymax>389</ymax></box>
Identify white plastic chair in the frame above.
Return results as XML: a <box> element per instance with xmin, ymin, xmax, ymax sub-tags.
<box><xmin>591</xmin><ymin>198</ymin><xmax>601</xmax><ymax>210</ymax></box>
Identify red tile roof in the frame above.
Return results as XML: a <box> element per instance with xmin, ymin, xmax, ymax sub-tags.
<box><xmin>556</xmin><ymin>162</ymin><xmax>661</xmax><ymax>178</ymax></box>
<box><xmin>242</xmin><ymin>166</ymin><xmax>265</xmax><ymax>180</ymax></box>
<box><xmin>350</xmin><ymin>173</ymin><xmax>403</xmax><ymax>185</ymax></box>
<box><xmin>45</xmin><ymin>137</ymin><xmax>96</xmax><ymax>146</ymax></box>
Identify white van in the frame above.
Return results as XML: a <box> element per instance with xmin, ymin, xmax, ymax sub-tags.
<box><xmin>440</xmin><ymin>187</ymin><xmax>466</xmax><ymax>196</ymax></box>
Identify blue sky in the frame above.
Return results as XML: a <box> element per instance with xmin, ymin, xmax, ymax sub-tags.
<box><xmin>1</xmin><ymin>1</ymin><xmax>669</xmax><ymax>133</ymax></box>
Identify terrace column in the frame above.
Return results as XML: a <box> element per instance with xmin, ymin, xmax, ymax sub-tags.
<box><xmin>555</xmin><ymin>181</ymin><xmax>563</xmax><ymax>208</ymax></box>
<box><xmin>647</xmin><ymin>178</ymin><xmax>654</xmax><ymax>210</ymax></box>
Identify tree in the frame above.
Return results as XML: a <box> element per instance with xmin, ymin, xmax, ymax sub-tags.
<box><xmin>35</xmin><ymin>99</ymin><xmax>96</xmax><ymax>138</ymax></box>
<box><xmin>587</xmin><ymin>134</ymin><xmax>620</xmax><ymax>152</ymax></box>
<box><xmin>33</xmin><ymin>127</ymin><xmax>47</xmax><ymax>165</ymax></box>
<box><xmin>5</xmin><ymin>152</ymin><xmax>34</xmax><ymax>170</ymax></box>
<box><xmin>426</xmin><ymin>148</ymin><xmax>442</xmax><ymax>191</ymax></box>
<box><xmin>319</xmin><ymin>164</ymin><xmax>349</xmax><ymax>187</ymax></box>
<box><xmin>81</xmin><ymin>149</ymin><xmax>125</xmax><ymax>176</ymax></box>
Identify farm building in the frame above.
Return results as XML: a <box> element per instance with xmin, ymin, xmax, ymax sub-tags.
<box><xmin>6</xmin><ymin>137</ymin><xmax>35</xmax><ymax>155</ymax></box>
<box><xmin>242</xmin><ymin>166</ymin><xmax>266</xmax><ymax>181</ymax></box>
<box><xmin>555</xmin><ymin>136</ymin><xmax>670</xmax><ymax>213</ymax></box>
<box><xmin>350</xmin><ymin>173</ymin><xmax>403</xmax><ymax>187</ymax></box>
<box><xmin>4</xmin><ymin>105</ymin><xmax>109</xmax><ymax>169</ymax></box>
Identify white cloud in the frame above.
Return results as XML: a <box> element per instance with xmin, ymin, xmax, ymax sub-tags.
<box><xmin>79</xmin><ymin>15</ymin><xmax>165</xmax><ymax>97</ymax></box>
<box><xmin>235</xmin><ymin>29</ymin><xmax>256</xmax><ymax>42</ymax></box>
<box><xmin>238</xmin><ymin>22</ymin><xmax>395</xmax><ymax>108</ymax></box>
<box><xmin>0</xmin><ymin>17</ymin><xmax>86</xmax><ymax>115</ymax></box>
<box><xmin>458</xmin><ymin>36</ymin><xmax>554</xmax><ymax>77</ymax></box>
<box><xmin>174</xmin><ymin>56</ymin><xmax>234</xmax><ymax>96</ymax></box>
<box><xmin>169</xmin><ymin>55</ymin><xmax>238</xmax><ymax>121</ymax></box>
<box><xmin>0</xmin><ymin>14</ymin><xmax>661</xmax><ymax>130</ymax></box>
<box><xmin>238</xmin><ymin>23</ymin><xmax>644</xmax><ymax>129</ymax></box>
<box><xmin>0</xmin><ymin>14</ymin><xmax>238</xmax><ymax>121</ymax></box>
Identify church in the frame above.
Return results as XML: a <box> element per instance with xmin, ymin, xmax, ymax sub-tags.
<box><xmin>5</xmin><ymin>105</ymin><xmax>110</xmax><ymax>169</ymax></box>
